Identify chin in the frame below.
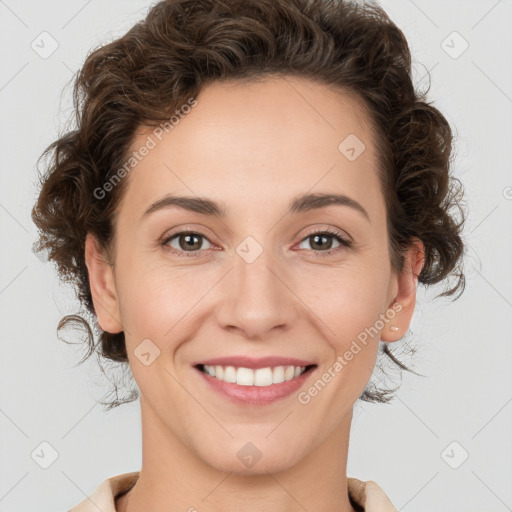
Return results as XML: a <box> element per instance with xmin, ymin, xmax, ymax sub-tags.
<box><xmin>197</xmin><ymin>439</ymin><xmax>305</xmax><ymax>476</ymax></box>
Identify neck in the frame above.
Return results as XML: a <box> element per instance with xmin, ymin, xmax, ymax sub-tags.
<box><xmin>116</xmin><ymin>396</ymin><xmax>358</xmax><ymax>512</ymax></box>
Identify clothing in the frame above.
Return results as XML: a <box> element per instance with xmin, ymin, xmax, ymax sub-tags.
<box><xmin>68</xmin><ymin>472</ymin><xmax>398</xmax><ymax>511</ymax></box>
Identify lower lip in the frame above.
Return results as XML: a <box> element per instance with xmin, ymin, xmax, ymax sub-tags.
<box><xmin>195</xmin><ymin>366</ymin><xmax>316</xmax><ymax>405</ymax></box>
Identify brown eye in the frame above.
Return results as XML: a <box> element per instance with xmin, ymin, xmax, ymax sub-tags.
<box><xmin>298</xmin><ymin>229</ymin><xmax>351</xmax><ymax>256</ymax></box>
<box><xmin>162</xmin><ymin>231</ymin><xmax>213</xmax><ymax>256</ymax></box>
<box><xmin>308</xmin><ymin>233</ymin><xmax>336</xmax><ymax>251</ymax></box>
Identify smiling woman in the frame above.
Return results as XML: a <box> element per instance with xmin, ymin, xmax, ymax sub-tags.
<box><xmin>31</xmin><ymin>0</ymin><xmax>466</xmax><ymax>511</ymax></box>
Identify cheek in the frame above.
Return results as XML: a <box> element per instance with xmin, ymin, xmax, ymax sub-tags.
<box><xmin>306</xmin><ymin>261</ymin><xmax>390</xmax><ymax>390</ymax></box>
<box><xmin>114</xmin><ymin>254</ymin><xmax>202</xmax><ymax>346</ymax></box>
<box><xmin>305</xmin><ymin>262</ymin><xmax>390</xmax><ymax>334</ymax></box>
<box><xmin>310</xmin><ymin>274</ymin><xmax>386</xmax><ymax>406</ymax></box>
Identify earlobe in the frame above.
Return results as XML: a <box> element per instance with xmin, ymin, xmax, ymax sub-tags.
<box><xmin>84</xmin><ymin>232</ymin><xmax>123</xmax><ymax>334</ymax></box>
<box><xmin>381</xmin><ymin>237</ymin><xmax>425</xmax><ymax>342</ymax></box>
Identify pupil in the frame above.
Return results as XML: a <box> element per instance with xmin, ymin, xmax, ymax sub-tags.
<box><xmin>312</xmin><ymin>234</ymin><xmax>331</xmax><ymax>250</ymax></box>
<box><xmin>181</xmin><ymin>233</ymin><xmax>200</xmax><ymax>251</ymax></box>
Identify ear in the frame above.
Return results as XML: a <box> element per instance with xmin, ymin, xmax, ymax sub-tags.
<box><xmin>84</xmin><ymin>232</ymin><xmax>123</xmax><ymax>334</ymax></box>
<box><xmin>381</xmin><ymin>237</ymin><xmax>425</xmax><ymax>342</ymax></box>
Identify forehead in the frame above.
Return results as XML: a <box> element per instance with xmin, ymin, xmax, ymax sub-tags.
<box><xmin>117</xmin><ymin>76</ymin><xmax>384</xmax><ymax>223</ymax></box>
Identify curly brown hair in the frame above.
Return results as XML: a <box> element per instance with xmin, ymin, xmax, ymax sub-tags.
<box><xmin>31</xmin><ymin>0</ymin><xmax>466</xmax><ymax>409</ymax></box>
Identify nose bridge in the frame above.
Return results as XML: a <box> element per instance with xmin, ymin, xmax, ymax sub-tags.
<box><xmin>216</xmin><ymin>237</ymin><xmax>297</xmax><ymax>339</ymax></box>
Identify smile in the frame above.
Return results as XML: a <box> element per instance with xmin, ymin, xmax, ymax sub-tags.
<box><xmin>198</xmin><ymin>364</ymin><xmax>314</xmax><ymax>387</ymax></box>
<box><xmin>194</xmin><ymin>361</ymin><xmax>317</xmax><ymax>405</ymax></box>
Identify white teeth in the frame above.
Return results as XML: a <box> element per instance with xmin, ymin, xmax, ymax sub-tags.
<box><xmin>254</xmin><ymin>368</ymin><xmax>273</xmax><ymax>387</ymax></box>
<box><xmin>236</xmin><ymin>367</ymin><xmax>254</xmax><ymax>386</ymax></box>
<box><xmin>223</xmin><ymin>366</ymin><xmax>236</xmax><ymax>383</ymax></box>
<box><xmin>284</xmin><ymin>365</ymin><xmax>295</xmax><ymax>380</ymax></box>
<box><xmin>215</xmin><ymin>365</ymin><xmax>224</xmax><ymax>380</ymax></box>
<box><xmin>272</xmin><ymin>366</ymin><xmax>285</xmax><ymax>384</ymax></box>
<box><xmin>201</xmin><ymin>364</ymin><xmax>308</xmax><ymax>386</ymax></box>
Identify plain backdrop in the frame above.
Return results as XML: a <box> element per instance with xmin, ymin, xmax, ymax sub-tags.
<box><xmin>0</xmin><ymin>1</ymin><xmax>511</xmax><ymax>511</ymax></box>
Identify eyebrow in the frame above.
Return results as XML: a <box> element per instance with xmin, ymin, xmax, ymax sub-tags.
<box><xmin>141</xmin><ymin>192</ymin><xmax>370</xmax><ymax>222</ymax></box>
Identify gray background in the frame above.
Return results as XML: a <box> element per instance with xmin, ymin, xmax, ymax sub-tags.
<box><xmin>0</xmin><ymin>0</ymin><xmax>511</xmax><ymax>510</ymax></box>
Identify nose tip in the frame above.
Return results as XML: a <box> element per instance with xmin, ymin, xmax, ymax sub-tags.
<box><xmin>215</xmin><ymin>256</ymin><xmax>297</xmax><ymax>341</ymax></box>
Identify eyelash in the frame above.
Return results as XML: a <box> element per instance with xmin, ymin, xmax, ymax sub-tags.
<box><xmin>161</xmin><ymin>228</ymin><xmax>352</xmax><ymax>258</ymax></box>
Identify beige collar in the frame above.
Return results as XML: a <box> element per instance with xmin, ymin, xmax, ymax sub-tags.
<box><xmin>69</xmin><ymin>472</ymin><xmax>398</xmax><ymax>512</ymax></box>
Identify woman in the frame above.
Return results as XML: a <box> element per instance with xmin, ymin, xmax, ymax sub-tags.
<box><xmin>31</xmin><ymin>0</ymin><xmax>465</xmax><ymax>510</ymax></box>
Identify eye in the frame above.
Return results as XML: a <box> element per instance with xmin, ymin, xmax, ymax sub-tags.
<box><xmin>162</xmin><ymin>231</ymin><xmax>213</xmax><ymax>257</ymax></box>
<box><xmin>161</xmin><ymin>227</ymin><xmax>351</xmax><ymax>258</ymax></box>
<box><xmin>297</xmin><ymin>228</ymin><xmax>351</xmax><ymax>256</ymax></box>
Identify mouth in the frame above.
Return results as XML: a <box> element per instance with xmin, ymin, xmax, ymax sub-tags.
<box><xmin>193</xmin><ymin>358</ymin><xmax>318</xmax><ymax>405</ymax></box>
<box><xmin>195</xmin><ymin>363</ymin><xmax>316</xmax><ymax>386</ymax></box>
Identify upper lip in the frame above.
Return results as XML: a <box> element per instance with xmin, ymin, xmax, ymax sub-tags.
<box><xmin>194</xmin><ymin>356</ymin><xmax>316</xmax><ymax>369</ymax></box>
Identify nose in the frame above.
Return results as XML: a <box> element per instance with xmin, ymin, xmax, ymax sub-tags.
<box><xmin>215</xmin><ymin>246</ymin><xmax>299</xmax><ymax>341</ymax></box>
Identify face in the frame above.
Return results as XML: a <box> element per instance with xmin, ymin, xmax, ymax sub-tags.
<box><xmin>86</xmin><ymin>76</ymin><xmax>421</xmax><ymax>475</ymax></box>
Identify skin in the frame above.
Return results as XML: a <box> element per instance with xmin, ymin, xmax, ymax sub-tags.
<box><xmin>85</xmin><ymin>75</ymin><xmax>424</xmax><ymax>512</ymax></box>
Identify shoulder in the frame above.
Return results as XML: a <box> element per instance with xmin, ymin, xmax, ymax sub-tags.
<box><xmin>68</xmin><ymin>472</ymin><xmax>140</xmax><ymax>512</ymax></box>
<box><xmin>348</xmin><ymin>477</ymin><xmax>399</xmax><ymax>512</ymax></box>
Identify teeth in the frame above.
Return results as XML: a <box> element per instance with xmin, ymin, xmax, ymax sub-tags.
<box><xmin>223</xmin><ymin>366</ymin><xmax>236</xmax><ymax>383</ymax></box>
<box><xmin>273</xmin><ymin>366</ymin><xmax>285</xmax><ymax>384</ymax></box>
<box><xmin>236</xmin><ymin>367</ymin><xmax>254</xmax><ymax>386</ymax></box>
<box><xmin>202</xmin><ymin>365</ymin><xmax>307</xmax><ymax>386</ymax></box>
<box><xmin>284</xmin><ymin>366</ymin><xmax>295</xmax><ymax>380</ymax></box>
<box><xmin>254</xmin><ymin>367</ymin><xmax>273</xmax><ymax>386</ymax></box>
